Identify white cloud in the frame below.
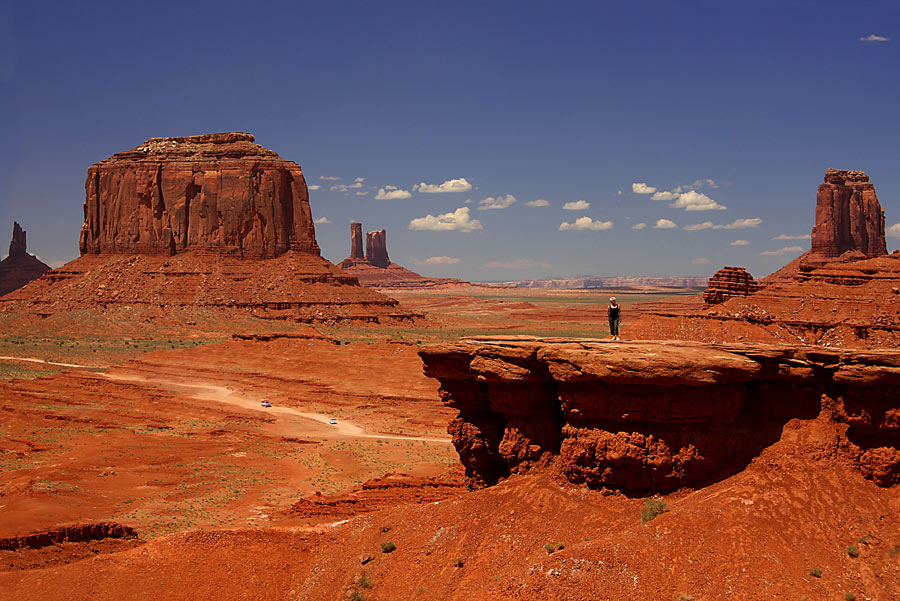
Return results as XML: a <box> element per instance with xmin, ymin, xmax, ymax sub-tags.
<box><xmin>760</xmin><ymin>245</ymin><xmax>804</xmax><ymax>256</ymax></box>
<box><xmin>478</xmin><ymin>194</ymin><xmax>517</xmax><ymax>210</ymax></box>
<box><xmin>308</xmin><ymin>184</ymin><xmax>321</xmax><ymax>190</ymax></box>
<box><xmin>632</xmin><ymin>222</ymin><xmax>647</xmax><ymax>230</ymax></box>
<box><xmin>670</xmin><ymin>190</ymin><xmax>727</xmax><ymax>211</ymax></box>
<box><xmin>414</xmin><ymin>178</ymin><xmax>473</xmax><ymax>194</ymax></box>
<box><xmin>692</xmin><ymin>257</ymin><xmax>711</xmax><ymax>265</ymax></box>
<box><xmin>683</xmin><ymin>221</ymin><xmax>714</xmax><ymax>231</ymax></box>
<box><xmin>482</xmin><ymin>259</ymin><xmax>552</xmax><ymax>270</ymax></box>
<box><xmin>349</xmin><ymin>182</ymin><xmax>364</xmax><ymax>189</ymax></box>
<box><xmin>730</xmin><ymin>239</ymin><xmax>750</xmax><ymax>246</ymax></box>
<box><xmin>562</xmin><ymin>200</ymin><xmax>590</xmax><ymax>211</ymax></box>
<box><xmin>632</xmin><ymin>183</ymin><xmax>657</xmax><ymax>194</ymax></box>
<box><xmin>860</xmin><ymin>34</ymin><xmax>890</xmax><ymax>42</ymax></box>
<box><xmin>409</xmin><ymin>207</ymin><xmax>483</xmax><ymax>232</ymax></box>
<box><xmin>375</xmin><ymin>187</ymin><xmax>412</xmax><ymax>200</ymax></box>
<box><xmin>651</xmin><ymin>190</ymin><xmax>678</xmax><ymax>201</ymax></box>
<box><xmin>525</xmin><ymin>199</ymin><xmax>550</xmax><ymax>207</ymax></box>
<box><xmin>888</xmin><ymin>222</ymin><xmax>900</xmax><ymax>238</ymax></box>
<box><xmin>772</xmin><ymin>234</ymin><xmax>811</xmax><ymax>240</ymax></box>
<box><xmin>618</xmin><ymin>190</ymin><xmax>623</xmax><ymax>196</ymax></box>
<box><xmin>720</xmin><ymin>218</ymin><xmax>763</xmax><ymax>229</ymax></box>
<box><xmin>559</xmin><ymin>217</ymin><xmax>613</xmax><ymax>231</ymax></box>
<box><xmin>354</xmin><ymin>177</ymin><xmax>365</xmax><ymax>183</ymax></box>
<box><xmin>320</xmin><ymin>175</ymin><xmax>341</xmax><ymax>181</ymax></box>
<box><xmin>684</xmin><ymin>218</ymin><xmax>762</xmax><ymax>231</ymax></box>
<box><xmin>654</xmin><ymin>218</ymin><xmax>677</xmax><ymax>229</ymax></box>
<box><xmin>314</xmin><ymin>216</ymin><xmax>330</xmax><ymax>224</ymax></box>
<box><xmin>355</xmin><ymin>191</ymin><xmax>368</xmax><ymax>196</ymax></box>
<box><xmin>412</xmin><ymin>256</ymin><xmax>460</xmax><ymax>265</ymax></box>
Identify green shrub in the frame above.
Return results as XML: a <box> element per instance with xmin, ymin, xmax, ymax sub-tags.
<box><xmin>357</xmin><ymin>575</ymin><xmax>372</xmax><ymax>589</ymax></box>
<box><xmin>350</xmin><ymin>593</ymin><xmax>364</xmax><ymax>601</ymax></box>
<box><xmin>453</xmin><ymin>557</ymin><xmax>464</xmax><ymax>568</ymax></box>
<box><xmin>809</xmin><ymin>568</ymin><xmax>822</xmax><ymax>578</ymax></box>
<box><xmin>381</xmin><ymin>541</ymin><xmax>396</xmax><ymax>554</ymax></box>
<box><xmin>845</xmin><ymin>594</ymin><xmax>856</xmax><ymax>601</ymax></box>
<box><xmin>847</xmin><ymin>545</ymin><xmax>859</xmax><ymax>558</ymax></box>
<box><xmin>641</xmin><ymin>498</ymin><xmax>668</xmax><ymax>523</ymax></box>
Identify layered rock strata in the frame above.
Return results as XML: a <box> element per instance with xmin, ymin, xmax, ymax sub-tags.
<box><xmin>703</xmin><ymin>266</ymin><xmax>759</xmax><ymax>306</ymax></box>
<box><xmin>420</xmin><ymin>336</ymin><xmax>900</xmax><ymax>493</ymax></box>
<box><xmin>79</xmin><ymin>132</ymin><xmax>319</xmax><ymax>258</ymax></box>
<box><xmin>0</xmin><ymin>223</ymin><xmax>51</xmax><ymax>296</ymax></box>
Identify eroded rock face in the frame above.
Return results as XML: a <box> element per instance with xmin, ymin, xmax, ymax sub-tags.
<box><xmin>703</xmin><ymin>266</ymin><xmax>759</xmax><ymax>306</ymax></box>
<box><xmin>811</xmin><ymin>169</ymin><xmax>886</xmax><ymax>260</ymax></box>
<box><xmin>79</xmin><ymin>132</ymin><xmax>319</xmax><ymax>259</ymax></box>
<box><xmin>349</xmin><ymin>222</ymin><xmax>364</xmax><ymax>260</ymax></box>
<box><xmin>0</xmin><ymin>223</ymin><xmax>51</xmax><ymax>296</ymax></box>
<box><xmin>365</xmin><ymin>229</ymin><xmax>390</xmax><ymax>268</ymax></box>
<box><xmin>420</xmin><ymin>336</ymin><xmax>900</xmax><ymax>492</ymax></box>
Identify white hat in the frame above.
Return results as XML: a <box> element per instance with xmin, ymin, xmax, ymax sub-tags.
<box><xmin>610</xmin><ymin>297</ymin><xmax>616</xmax><ymax>301</ymax></box>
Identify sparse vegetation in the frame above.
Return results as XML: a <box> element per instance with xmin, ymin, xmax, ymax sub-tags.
<box><xmin>847</xmin><ymin>545</ymin><xmax>859</xmax><ymax>558</ymax></box>
<box><xmin>357</xmin><ymin>575</ymin><xmax>372</xmax><ymax>589</ymax></box>
<box><xmin>381</xmin><ymin>541</ymin><xmax>396</xmax><ymax>554</ymax></box>
<box><xmin>641</xmin><ymin>497</ymin><xmax>668</xmax><ymax>523</ymax></box>
<box><xmin>349</xmin><ymin>592</ymin><xmax>365</xmax><ymax>601</ymax></box>
<box><xmin>845</xmin><ymin>594</ymin><xmax>856</xmax><ymax>601</ymax></box>
<box><xmin>809</xmin><ymin>568</ymin><xmax>822</xmax><ymax>578</ymax></box>
<box><xmin>544</xmin><ymin>542</ymin><xmax>565</xmax><ymax>554</ymax></box>
<box><xmin>453</xmin><ymin>557</ymin><xmax>464</xmax><ymax>568</ymax></box>
<box><xmin>889</xmin><ymin>545</ymin><xmax>900</xmax><ymax>558</ymax></box>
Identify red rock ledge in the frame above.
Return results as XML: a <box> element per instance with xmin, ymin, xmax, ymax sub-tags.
<box><xmin>419</xmin><ymin>336</ymin><xmax>900</xmax><ymax>493</ymax></box>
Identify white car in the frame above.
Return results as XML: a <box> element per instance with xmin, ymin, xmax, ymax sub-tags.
<box><xmin>260</xmin><ymin>399</ymin><xmax>272</xmax><ymax>408</ymax></box>
<box><xmin>328</xmin><ymin>418</ymin><xmax>337</xmax><ymax>425</ymax></box>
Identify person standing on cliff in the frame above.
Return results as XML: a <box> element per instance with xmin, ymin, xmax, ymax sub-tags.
<box><xmin>607</xmin><ymin>297</ymin><xmax>621</xmax><ymax>341</ymax></box>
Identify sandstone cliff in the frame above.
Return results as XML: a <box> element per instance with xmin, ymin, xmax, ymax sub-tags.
<box><xmin>0</xmin><ymin>223</ymin><xmax>51</xmax><ymax>296</ymax></box>
<box><xmin>79</xmin><ymin>132</ymin><xmax>319</xmax><ymax>258</ymax></box>
<box><xmin>420</xmin><ymin>336</ymin><xmax>900</xmax><ymax>492</ymax></box>
<box><xmin>811</xmin><ymin>169</ymin><xmax>886</xmax><ymax>259</ymax></box>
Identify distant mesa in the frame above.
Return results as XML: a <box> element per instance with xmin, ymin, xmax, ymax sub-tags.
<box><xmin>337</xmin><ymin>222</ymin><xmax>471</xmax><ymax>289</ymax></box>
<box><xmin>1</xmin><ymin>134</ymin><xmax>413</xmax><ymax>323</ymax></box>
<box><xmin>0</xmin><ymin>222</ymin><xmax>51</xmax><ymax>296</ymax></box>
<box><xmin>703</xmin><ymin>267</ymin><xmax>759</xmax><ymax>306</ymax></box>
<box><xmin>503</xmin><ymin>276</ymin><xmax>708</xmax><ymax>290</ymax></box>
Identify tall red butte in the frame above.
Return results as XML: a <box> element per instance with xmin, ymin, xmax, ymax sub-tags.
<box><xmin>79</xmin><ymin>132</ymin><xmax>318</xmax><ymax>258</ymax></box>
<box><xmin>1</xmin><ymin>133</ymin><xmax>412</xmax><ymax>323</ymax></box>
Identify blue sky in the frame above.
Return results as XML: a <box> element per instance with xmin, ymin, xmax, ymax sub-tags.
<box><xmin>2</xmin><ymin>0</ymin><xmax>898</xmax><ymax>281</ymax></box>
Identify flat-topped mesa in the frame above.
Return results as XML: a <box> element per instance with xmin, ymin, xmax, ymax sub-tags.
<box><xmin>79</xmin><ymin>132</ymin><xmax>319</xmax><ymax>259</ymax></box>
<box><xmin>703</xmin><ymin>266</ymin><xmax>759</xmax><ymax>306</ymax></box>
<box><xmin>365</xmin><ymin>229</ymin><xmax>390</xmax><ymax>268</ymax></box>
<box><xmin>420</xmin><ymin>337</ymin><xmax>900</xmax><ymax>493</ymax></box>
<box><xmin>811</xmin><ymin>168</ymin><xmax>887</xmax><ymax>260</ymax></box>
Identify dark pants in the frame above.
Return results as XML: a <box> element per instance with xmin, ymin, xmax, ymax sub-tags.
<box><xmin>609</xmin><ymin>317</ymin><xmax>619</xmax><ymax>336</ymax></box>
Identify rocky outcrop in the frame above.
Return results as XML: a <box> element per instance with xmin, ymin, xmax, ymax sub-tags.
<box><xmin>0</xmin><ymin>222</ymin><xmax>51</xmax><ymax>296</ymax></box>
<box><xmin>338</xmin><ymin>222</ymin><xmax>471</xmax><ymax>288</ymax></box>
<box><xmin>349</xmin><ymin>222</ymin><xmax>364</xmax><ymax>261</ymax></box>
<box><xmin>811</xmin><ymin>169</ymin><xmax>886</xmax><ymax>260</ymax></box>
<box><xmin>0</xmin><ymin>523</ymin><xmax>138</xmax><ymax>551</ymax></box>
<box><xmin>703</xmin><ymin>266</ymin><xmax>759</xmax><ymax>306</ymax></box>
<box><xmin>420</xmin><ymin>336</ymin><xmax>900</xmax><ymax>492</ymax></box>
<box><xmin>79</xmin><ymin>132</ymin><xmax>319</xmax><ymax>258</ymax></box>
<box><xmin>365</xmin><ymin>229</ymin><xmax>390</xmax><ymax>268</ymax></box>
